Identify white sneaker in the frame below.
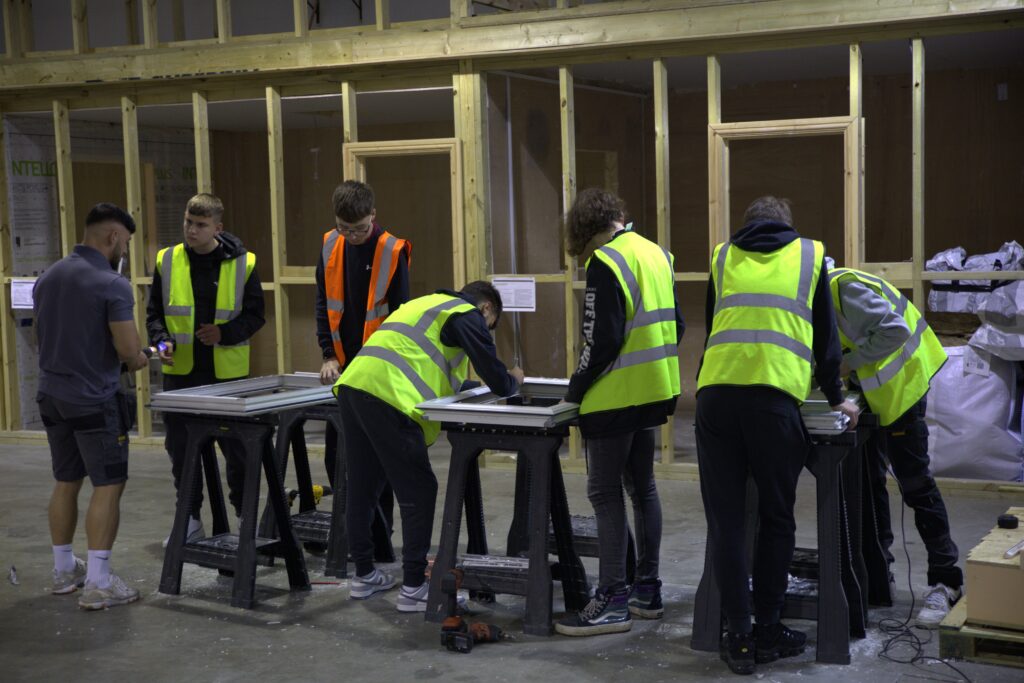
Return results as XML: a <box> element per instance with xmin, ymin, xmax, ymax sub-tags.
<box><xmin>52</xmin><ymin>557</ymin><xmax>87</xmax><ymax>595</ymax></box>
<box><xmin>396</xmin><ymin>582</ymin><xmax>430</xmax><ymax>612</ymax></box>
<box><xmin>350</xmin><ymin>568</ymin><xmax>397</xmax><ymax>600</ymax></box>
<box><xmin>162</xmin><ymin>521</ymin><xmax>206</xmax><ymax>549</ymax></box>
<box><xmin>915</xmin><ymin>583</ymin><xmax>961</xmax><ymax>629</ymax></box>
<box><xmin>78</xmin><ymin>573</ymin><xmax>140</xmax><ymax>610</ymax></box>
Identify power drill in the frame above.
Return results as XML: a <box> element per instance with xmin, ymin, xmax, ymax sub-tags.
<box><xmin>440</xmin><ymin>568</ymin><xmax>504</xmax><ymax>654</ymax></box>
<box><xmin>286</xmin><ymin>485</ymin><xmax>332</xmax><ymax>506</ymax></box>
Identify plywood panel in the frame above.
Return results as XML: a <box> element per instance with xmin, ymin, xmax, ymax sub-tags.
<box><xmin>72</xmin><ymin>161</ymin><xmax>128</xmax><ymax>230</ymax></box>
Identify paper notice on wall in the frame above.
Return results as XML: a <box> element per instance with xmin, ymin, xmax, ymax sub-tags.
<box><xmin>10</xmin><ymin>280</ymin><xmax>35</xmax><ymax>310</ymax></box>
<box><xmin>492</xmin><ymin>277</ymin><xmax>536</xmax><ymax>312</ymax></box>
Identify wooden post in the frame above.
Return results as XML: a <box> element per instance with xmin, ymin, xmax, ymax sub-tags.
<box><xmin>912</xmin><ymin>38</ymin><xmax>925</xmax><ymax>310</ymax></box>
<box><xmin>52</xmin><ymin>100</ymin><xmax>76</xmax><ymax>256</ymax></box>
<box><xmin>71</xmin><ymin>0</ymin><xmax>90</xmax><ymax>54</ymax></box>
<box><xmin>294</xmin><ymin>0</ymin><xmax>308</xmax><ymax>38</ymax></box>
<box><xmin>141</xmin><ymin>0</ymin><xmax>158</xmax><ymax>49</ymax></box>
<box><xmin>125</xmin><ymin>0</ymin><xmax>139</xmax><ymax>45</ymax></box>
<box><xmin>376</xmin><ymin>0</ymin><xmax>390</xmax><ymax>30</ymax></box>
<box><xmin>846</xmin><ymin>44</ymin><xmax>865</xmax><ymax>269</ymax></box>
<box><xmin>3</xmin><ymin>0</ymin><xmax>30</xmax><ymax>59</ymax></box>
<box><xmin>451</xmin><ymin>0</ymin><xmax>470</xmax><ymax>25</ymax></box>
<box><xmin>216</xmin><ymin>0</ymin><xmax>232</xmax><ymax>44</ymax></box>
<box><xmin>559</xmin><ymin>65</ymin><xmax>581</xmax><ymax>462</ymax></box>
<box><xmin>653</xmin><ymin>57</ymin><xmax>675</xmax><ymax>464</ymax></box>
<box><xmin>171</xmin><ymin>0</ymin><xmax>185</xmax><ymax>41</ymax></box>
<box><xmin>192</xmin><ymin>91</ymin><xmax>212</xmax><ymax>193</ymax></box>
<box><xmin>454</xmin><ymin>62</ymin><xmax>488</xmax><ymax>284</ymax></box>
<box><xmin>342</xmin><ymin>81</ymin><xmax>358</xmax><ymax>145</ymax></box>
<box><xmin>707</xmin><ymin>55</ymin><xmax>727</xmax><ymax>252</ymax></box>
<box><xmin>0</xmin><ymin>109</ymin><xmax>19</xmax><ymax>431</ymax></box>
<box><xmin>849</xmin><ymin>43</ymin><xmax>862</xmax><ymax>119</ymax></box>
<box><xmin>266</xmin><ymin>86</ymin><xmax>291</xmax><ymax>373</ymax></box>
<box><xmin>122</xmin><ymin>95</ymin><xmax>152</xmax><ymax>436</ymax></box>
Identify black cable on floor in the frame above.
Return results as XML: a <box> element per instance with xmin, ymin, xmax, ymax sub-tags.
<box><xmin>875</xmin><ymin>466</ymin><xmax>973</xmax><ymax>683</ymax></box>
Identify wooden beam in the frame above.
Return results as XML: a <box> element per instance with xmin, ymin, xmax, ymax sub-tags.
<box><xmin>3</xmin><ymin>1</ymin><xmax>25</xmax><ymax>58</ymax></box>
<box><xmin>849</xmin><ymin>42</ymin><xmax>862</xmax><ymax>118</ymax></box>
<box><xmin>266</xmin><ymin>86</ymin><xmax>291</xmax><ymax>373</ymax></box>
<box><xmin>15</xmin><ymin>0</ymin><xmax>33</xmax><ymax>54</ymax></box>
<box><xmin>141</xmin><ymin>0</ymin><xmax>157</xmax><ymax>49</ymax></box>
<box><xmin>52</xmin><ymin>100</ymin><xmax>76</xmax><ymax>256</ymax></box>
<box><xmin>294</xmin><ymin>0</ymin><xmax>308</xmax><ymax>38</ymax></box>
<box><xmin>192</xmin><ymin>91</ymin><xmax>212</xmax><ymax>193</ymax></box>
<box><xmin>376</xmin><ymin>0</ymin><xmax>390</xmax><ymax>31</ymax></box>
<box><xmin>341</xmin><ymin>81</ymin><xmax>358</xmax><ymax>145</ymax></box>
<box><xmin>556</xmin><ymin>0</ymin><xmax>581</xmax><ymax>8</ymax></box>
<box><xmin>454</xmin><ymin>62</ymin><xmax>487</xmax><ymax>284</ymax></box>
<box><xmin>125</xmin><ymin>0</ymin><xmax>139</xmax><ymax>45</ymax></box>
<box><xmin>559</xmin><ymin>65</ymin><xmax>582</xmax><ymax>461</ymax></box>
<box><xmin>0</xmin><ymin>110</ymin><xmax>19</xmax><ymax>431</ymax></box>
<box><xmin>71</xmin><ymin>0</ymin><xmax>90</xmax><ymax>54</ymax></box>
<box><xmin>121</xmin><ymin>95</ymin><xmax>151</xmax><ymax>436</ymax></box>
<box><xmin>171</xmin><ymin>0</ymin><xmax>186</xmax><ymax>42</ymax></box>
<box><xmin>707</xmin><ymin>55</ymin><xmax>727</xmax><ymax>251</ymax></box>
<box><xmin>912</xmin><ymin>38</ymin><xmax>925</xmax><ymax>310</ymax></box>
<box><xmin>216</xmin><ymin>0</ymin><xmax>232</xmax><ymax>44</ymax></box>
<box><xmin>652</xmin><ymin>57</ymin><xmax>674</xmax><ymax>464</ymax></box>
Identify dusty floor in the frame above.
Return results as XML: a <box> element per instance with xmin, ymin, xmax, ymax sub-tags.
<box><xmin>0</xmin><ymin>438</ymin><xmax>1019</xmax><ymax>682</ymax></box>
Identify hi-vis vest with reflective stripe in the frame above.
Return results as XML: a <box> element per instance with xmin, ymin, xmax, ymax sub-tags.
<box><xmin>336</xmin><ymin>293</ymin><xmax>472</xmax><ymax>445</ymax></box>
<box><xmin>156</xmin><ymin>243</ymin><xmax>256</xmax><ymax>379</ymax></box>
<box><xmin>828</xmin><ymin>268</ymin><xmax>946</xmax><ymax>426</ymax></box>
<box><xmin>322</xmin><ymin>228</ymin><xmax>411</xmax><ymax>366</ymax></box>
<box><xmin>580</xmin><ymin>231</ymin><xmax>680</xmax><ymax>415</ymax></box>
<box><xmin>697</xmin><ymin>237</ymin><xmax>823</xmax><ymax>402</ymax></box>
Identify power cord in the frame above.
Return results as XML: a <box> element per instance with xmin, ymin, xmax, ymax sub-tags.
<box><xmin>875</xmin><ymin>466</ymin><xmax>973</xmax><ymax>683</ymax></box>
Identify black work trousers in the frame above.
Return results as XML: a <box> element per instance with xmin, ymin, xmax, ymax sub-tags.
<box><xmin>324</xmin><ymin>421</ymin><xmax>395</xmax><ymax>537</ymax></box>
<box><xmin>338</xmin><ymin>386</ymin><xmax>438</xmax><ymax>587</ymax></box>
<box><xmin>586</xmin><ymin>428</ymin><xmax>662</xmax><ymax>592</ymax></box>
<box><xmin>696</xmin><ymin>386</ymin><xmax>809</xmax><ymax>633</ymax></box>
<box><xmin>866</xmin><ymin>395</ymin><xmax>962</xmax><ymax>588</ymax></box>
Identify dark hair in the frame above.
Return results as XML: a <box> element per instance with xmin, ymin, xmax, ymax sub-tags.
<box><xmin>85</xmin><ymin>202</ymin><xmax>136</xmax><ymax>234</ymax></box>
<box><xmin>460</xmin><ymin>280</ymin><xmax>503</xmax><ymax>327</ymax></box>
<box><xmin>332</xmin><ymin>180</ymin><xmax>375</xmax><ymax>222</ymax></box>
<box><xmin>742</xmin><ymin>196</ymin><xmax>792</xmax><ymax>226</ymax></box>
<box><xmin>565</xmin><ymin>188</ymin><xmax>625</xmax><ymax>256</ymax></box>
<box><xmin>186</xmin><ymin>192</ymin><xmax>224</xmax><ymax>221</ymax></box>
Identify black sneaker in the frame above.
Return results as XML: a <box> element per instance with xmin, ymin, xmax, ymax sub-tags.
<box><xmin>754</xmin><ymin>622</ymin><xmax>807</xmax><ymax>663</ymax></box>
<box><xmin>554</xmin><ymin>590</ymin><xmax>632</xmax><ymax>636</ymax></box>
<box><xmin>720</xmin><ymin>631</ymin><xmax>756</xmax><ymax>675</ymax></box>
<box><xmin>628</xmin><ymin>579</ymin><xmax>664</xmax><ymax>619</ymax></box>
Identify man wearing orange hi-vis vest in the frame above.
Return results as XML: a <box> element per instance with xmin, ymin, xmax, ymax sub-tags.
<box><xmin>314</xmin><ymin>180</ymin><xmax>410</xmax><ymax>551</ymax></box>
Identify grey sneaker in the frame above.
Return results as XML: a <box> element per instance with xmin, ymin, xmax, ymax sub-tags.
<box><xmin>78</xmin><ymin>573</ymin><xmax>140</xmax><ymax>610</ymax></box>
<box><xmin>52</xmin><ymin>557</ymin><xmax>87</xmax><ymax>595</ymax></box>
<box><xmin>350</xmin><ymin>568</ymin><xmax>396</xmax><ymax>600</ymax></box>
<box><xmin>161</xmin><ymin>521</ymin><xmax>206</xmax><ymax>549</ymax></box>
<box><xmin>396</xmin><ymin>582</ymin><xmax>429</xmax><ymax>612</ymax></box>
<box><xmin>915</xmin><ymin>583</ymin><xmax>961</xmax><ymax>629</ymax></box>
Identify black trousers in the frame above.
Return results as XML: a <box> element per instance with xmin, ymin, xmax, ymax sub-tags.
<box><xmin>586</xmin><ymin>428</ymin><xmax>662</xmax><ymax>592</ymax></box>
<box><xmin>338</xmin><ymin>386</ymin><xmax>438</xmax><ymax>587</ymax></box>
<box><xmin>164</xmin><ymin>410</ymin><xmax>247</xmax><ymax>518</ymax></box>
<box><xmin>696</xmin><ymin>386</ymin><xmax>808</xmax><ymax>633</ymax></box>
<box><xmin>324</xmin><ymin>421</ymin><xmax>395</xmax><ymax>536</ymax></box>
<box><xmin>866</xmin><ymin>396</ymin><xmax>962</xmax><ymax>588</ymax></box>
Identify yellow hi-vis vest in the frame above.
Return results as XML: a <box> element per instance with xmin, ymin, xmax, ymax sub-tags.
<box><xmin>828</xmin><ymin>267</ymin><xmax>947</xmax><ymax>425</ymax></box>
<box><xmin>697</xmin><ymin>237</ymin><xmax>823</xmax><ymax>402</ymax></box>
<box><xmin>580</xmin><ymin>231</ymin><xmax>680</xmax><ymax>415</ymax></box>
<box><xmin>336</xmin><ymin>293</ymin><xmax>473</xmax><ymax>445</ymax></box>
<box><xmin>156</xmin><ymin>243</ymin><xmax>256</xmax><ymax>379</ymax></box>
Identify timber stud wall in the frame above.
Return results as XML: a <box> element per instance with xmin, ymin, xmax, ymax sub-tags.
<box><xmin>1</xmin><ymin>1</ymin><xmax>1023</xmax><ymax>472</ymax></box>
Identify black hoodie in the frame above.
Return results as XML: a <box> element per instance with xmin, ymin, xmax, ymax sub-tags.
<box><xmin>700</xmin><ymin>220</ymin><xmax>844</xmax><ymax>406</ymax></box>
<box><xmin>147</xmin><ymin>231</ymin><xmax>266</xmax><ymax>387</ymax></box>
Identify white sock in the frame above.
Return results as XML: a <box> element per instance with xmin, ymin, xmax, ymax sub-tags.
<box><xmin>86</xmin><ymin>550</ymin><xmax>112</xmax><ymax>588</ymax></box>
<box><xmin>53</xmin><ymin>544</ymin><xmax>76</xmax><ymax>573</ymax></box>
<box><xmin>187</xmin><ymin>516</ymin><xmax>203</xmax><ymax>536</ymax></box>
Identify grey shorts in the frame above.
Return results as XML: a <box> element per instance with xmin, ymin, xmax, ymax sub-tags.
<box><xmin>38</xmin><ymin>393</ymin><xmax>130</xmax><ymax>486</ymax></box>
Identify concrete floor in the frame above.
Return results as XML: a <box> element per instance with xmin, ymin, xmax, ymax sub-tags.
<box><xmin>0</xmin><ymin>439</ymin><xmax>1020</xmax><ymax>683</ymax></box>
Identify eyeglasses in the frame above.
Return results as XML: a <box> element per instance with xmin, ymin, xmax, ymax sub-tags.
<box><xmin>336</xmin><ymin>222</ymin><xmax>373</xmax><ymax>236</ymax></box>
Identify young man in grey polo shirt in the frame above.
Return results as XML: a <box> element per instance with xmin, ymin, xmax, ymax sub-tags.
<box><xmin>34</xmin><ymin>203</ymin><xmax>150</xmax><ymax>610</ymax></box>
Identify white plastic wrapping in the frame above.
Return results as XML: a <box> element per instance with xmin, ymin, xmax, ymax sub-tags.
<box><xmin>969</xmin><ymin>281</ymin><xmax>1024</xmax><ymax>361</ymax></box>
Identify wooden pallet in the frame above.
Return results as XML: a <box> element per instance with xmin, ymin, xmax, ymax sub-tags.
<box><xmin>939</xmin><ymin>598</ymin><xmax>1024</xmax><ymax>669</ymax></box>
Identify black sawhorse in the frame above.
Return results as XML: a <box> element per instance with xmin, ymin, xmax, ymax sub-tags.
<box><xmin>159</xmin><ymin>413</ymin><xmax>310</xmax><ymax>609</ymax></box>
<box><xmin>425</xmin><ymin>424</ymin><xmax>590</xmax><ymax>636</ymax></box>
<box><xmin>256</xmin><ymin>402</ymin><xmax>395</xmax><ymax>578</ymax></box>
<box><xmin>691</xmin><ymin>421</ymin><xmax>873</xmax><ymax>664</ymax></box>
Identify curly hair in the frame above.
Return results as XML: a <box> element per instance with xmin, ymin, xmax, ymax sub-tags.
<box><xmin>565</xmin><ymin>188</ymin><xmax>625</xmax><ymax>257</ymax></box>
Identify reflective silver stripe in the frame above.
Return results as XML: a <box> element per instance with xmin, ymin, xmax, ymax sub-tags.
<box><xmin>378</xmin><ymin>321</ymin><xmax>461</xmax><ymax>390</ymax></box>
<box><xmin>322</xmin><ymin>230</ymin><xmax>340</xmax><ymax>270</ymax></box>
<box><xmin>415</xmin><ymin>298</ymin><xmax>467</xmax><ymax>331</ymax></box>
<box><xmin>214</xmin><ymin>308</ymin><xmax>234</xmax><ymax>319</ymax></box>
<box><xmin>660</xmin><ymin>245</ymin><xmax>673</xmax><ymax>272</ymax></box>
<box><xmin>598</xmin><ymin>245</ymin><xmax>641</xmax><ymax>314</ymax></box>
<box><xmin>609</xmin><ymin>343</ymin><xmax>677</xmax><ymax>372</ymax></box>
<box><xmin>171</xmin><ymin>333</ymin><xmax>193</xmax><ymax>346</ymax></box>
<box><xmin>371</xmin><ymin>235</ymin><xmax>398</xmax><ymax>307</ymax></box>
<box><xmin>331</xmin><ymin>330</ymin><xmax>341</xmax><ymax>342</ymax></box>
<box><xmin>358</xmin><ymin>346</ymin><xmax>437</xmax><ymax>400</ymax></box>
<box><xmin>327</xmin><ymin>298</ymin><xmax>344</xmax><ymax>313</ymax></box>
<box><xmin>831</xmin><ymin>268</ymin><xmax>911</xmax><ymax>322</ymax></box>
<box><xmin>714</xmin><ymin>243</ymin><xmax>730</xmax><ymax>309</ymax></box>
<box><xmin>859</xmin><ymin>317</ymin><xmax>928</xmax><ymax>391</ymax></box>
<box><xmin>706</xmin><ymin>329</ymin><xmax>813</xmax><ymax>363</ymax></box>
<box><xmin>231</xmin><ymin>254</ymin><xmax>247</xmax><ymax>318</ymax></box>
<box><xmin>716</xmin><ymin>293</ymin><xmax>812</xmax><ymax>323</ymax></box>
<box><xmin>367</xmin><ymin>302</ymin><xmax>389</xmax><ymax>322</ymax></box>
<box><xmin>161</xmin><ymin>247</ymin><xmax>175</xmax><ymax>311</ymax></box>
<box><xmin>796</xmin><ymin>238</ymin><xmax>815</xmax><ymax>305</ymax></box>
<box><xmin>631</xmin><ymin>307</ymin><xmax>676</xmax><ymax>328</ymax></box>
<box><xmin>165</xmin><ymin>305</ymin><xmax>192</xmax><ymax>316</ymax></box>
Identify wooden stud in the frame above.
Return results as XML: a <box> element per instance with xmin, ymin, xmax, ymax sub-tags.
<box><xmin>376</xmin><ymin>0</ymin><xmax>390</xmax><ymax>31</ymax></box>
<box><xmin>192</xmin><ymin>91</ymin><xmax>212</xmax><ymax>193</ymax></box>
<box><xmin>121</xmin><ymin>95</ymin><xmax>152</xmax><ymax>436</ymax></box>
<box><xmin>848</xmin><ymin>43</ymin><xmax>864</xmax><ymax>269</ymax></box>
<box><xmin>653</xmin><ymin>57</ymin><xmax>675</xmax><ymax>464</ymax></box>
<box><xmin>451</xmin><ymin>0</ymin><xmax>471</xmax><ymax>25</ymax></box>
<box><xmin>849</xmin><ymin>43</ymin><xmax>862</xmax><ymax>119</ymax></box>
<box><xmin>341</xmin><ymin>81</ymin><xmax>358</xmax><ymax>145</ymax></box>
<box><xmin>171</xmin><ymin>0</ymin><xmax>186</xmax><ymax>42</ymax></box>
<box><xmin>707</xmin><ymin>55</ymin><xmax>728</xmax><ymax>251</ymax></box>
<box><xmin>3</xmin><ymin>1</ymin><xmax>24</xmax><ymax>58</ymax></box>
<box><xmin>125</xmin><ymin>0</ymin><xmax>139</xmax><ymax>45</ymax></box>
<box><xmin>294</xmin><ymin>0</ymin><xmax>308</xmax><ymax>38</ymax></box>
<box><xmin>141</xmin><ymin>0</ymin><xmax>158</xmax><ymax>49</ymax></box>
<box><xmin>52</xmin><ymin>100</ymin><xmax>76</xmax><ymax>256</ymax></box>
<box><xmin>0</xmin><ymin>109</ymin><xmax>19</xmax><ymax>431</ymax></box>
<box><xmin>266</xmin><ymin>86</ymin><xmax>291</xmax><ymax>373</ymax></box>
<box><xmin>559</xmin><ymin>65</ymin><xmax>581</xmax><ymax>462</ymax></box>
<box><xmin>216</xmin><ymin>0</ymin><xmax>232</xmax><ymax>44</ymax></box>
<box><xmin>71</xmin><ymin>0</ymin><xmax>90</xmax><ymax>54</ymax></box>
<box><xmin>912</xmin><ymin>38</ymin><xmax>925</xmax><ymax>310</ymax></box>
<box><xmin>16</xmin><ymin>0</ymin><xmax>33</xmax><ymax>53</ymax></box>
<box><xmin>454</xmin><ymin>62</ymin><xmax>488</xmax><ymax>284</ymax></box>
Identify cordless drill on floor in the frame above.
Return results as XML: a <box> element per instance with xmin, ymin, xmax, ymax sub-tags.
<box><xmin>440</xmin><ymin>569</ymin><xmax>504</xmax><ymax>654</ymax></box>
